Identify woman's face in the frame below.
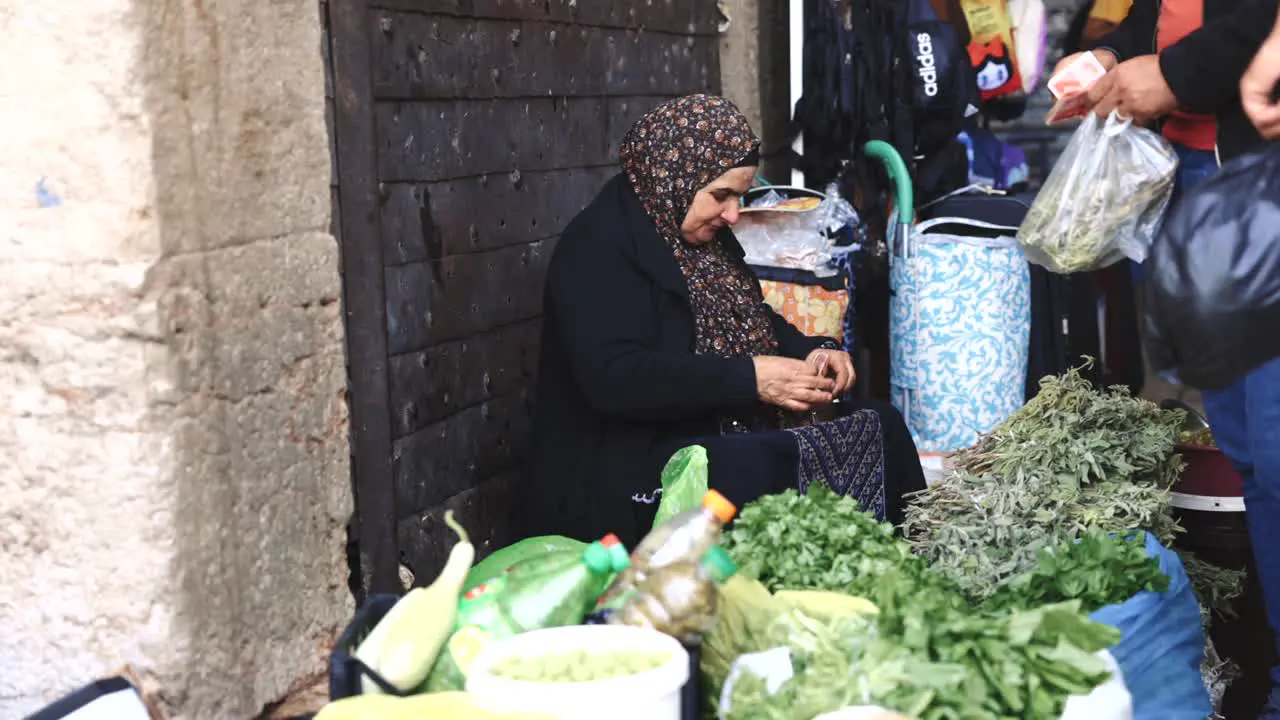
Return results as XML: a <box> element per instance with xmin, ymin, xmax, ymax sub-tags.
<box><xmin>680</xmin><ymin>166</ymin><xmax>757</xmax><ymax>245</ymax></box>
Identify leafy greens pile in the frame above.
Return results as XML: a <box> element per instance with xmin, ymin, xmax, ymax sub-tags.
<box><xmin>904</xmin><ymin>365</ymin><xmax>1185</xmax><ymax>603</ymax></box>
<box><xmin>723</xmin><ymin>486</ymin><xmax>951</xmax><ymax>599</ymax></box>
<box><xmin>718</xmin><ymin>488</ymin><xmax>1124</xmax><ymax>719</ymax></box>
<box><xmin>982</xmin><ymin>530</ymin><xmax>1170</xmax><ymax>613</ymax></box>
<box><xmin>725</xmin><ymin>598</ymin><xmax>1119</xmax><ymax>720</ymax></box>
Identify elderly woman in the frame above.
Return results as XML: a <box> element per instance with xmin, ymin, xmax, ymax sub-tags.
<box><xmin>520</xmin><ymin>95</ymin><xmax>926</xmax><ymax>546</ymax></box>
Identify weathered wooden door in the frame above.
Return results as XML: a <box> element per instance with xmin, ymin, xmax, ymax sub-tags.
<box><xmin>323</xmin><ymin>0</ymin><xmax>722</xmax><ymax>597</ymax></box>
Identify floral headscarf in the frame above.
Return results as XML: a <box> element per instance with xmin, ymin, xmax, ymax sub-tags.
<box><xmin>618</xmin><ymin>94</ymin><xmax>778</xmax><ymax>363</ymax></box>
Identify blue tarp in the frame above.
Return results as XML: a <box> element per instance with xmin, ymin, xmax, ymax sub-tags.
<box><xmin>1089</xmin><ymin>533</ymin><xmax>1210</xmax><ymax>720</ymax></box>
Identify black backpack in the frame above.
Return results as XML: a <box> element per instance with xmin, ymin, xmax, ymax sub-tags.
<box><xmin>907</xmin><ymin>0</ymin><xmax>980</xmax><ymax>153</ymax></box>
<box><xmin>906</xmin><ymin>0</ymin><xmax>981</xmax><ymax>203</ymax></box>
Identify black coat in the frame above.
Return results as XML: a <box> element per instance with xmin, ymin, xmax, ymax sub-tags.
<box><xmin>519</xmin><ymin>173</ymin><xmax>831</xmax><ymax>545</ymax></box>
<box><xmin>1092</xmin><ymin>0</ymin><xmax>1278</xmax><ymax>162</ymax></box>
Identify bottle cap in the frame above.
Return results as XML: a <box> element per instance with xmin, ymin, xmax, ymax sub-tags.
<box><xmin>701</xmin><ymin>489</ymin><xmax>738</xmax><ymax>523</ymax></box>
<box><xmin>583</xmin><ymin>541</ymin><xmax>613</xmax><ymax>574</ymax></box>
<box><xmin>607</xmin><ymin>543</ymin><xmax>631</xmax><ymax>572</ymax></box>
<box><xmin>702</xmin><ymin>546</ymin><xmax>738</xmax><ymax>582</ymax></box>
<box><xmin>600</xmin><ymin>533</ymin><xmax>621</xmax><ymax>547</ymax></box>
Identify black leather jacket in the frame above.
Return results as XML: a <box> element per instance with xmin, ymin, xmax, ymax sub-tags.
<box><xmin>1091</xmin><ymin>0</ymin><xmax>1278</xmax><ymax>161</ymax></box>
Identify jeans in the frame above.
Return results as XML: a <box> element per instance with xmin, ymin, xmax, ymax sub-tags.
<box><xmin>1202</xmin><ymin>359</ymin><xmax>1280</xmax><ymax>711</ymax></box>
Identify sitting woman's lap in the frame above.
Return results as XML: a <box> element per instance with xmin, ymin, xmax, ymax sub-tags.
<box><xmin>637</xmin><ymin>399</ymin><xmax>924</xmax><ymax>532</ymax></box>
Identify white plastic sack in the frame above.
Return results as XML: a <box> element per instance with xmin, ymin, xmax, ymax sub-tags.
<box><xmin>1061</xmin><ymin>651</ymin><xmax>1133</xmax><ymax>720</ymax></box>
<box><xmin>1017</xmin><ymin>112</ymin><xmax>1177</xmax><ymax>274</ymax></box>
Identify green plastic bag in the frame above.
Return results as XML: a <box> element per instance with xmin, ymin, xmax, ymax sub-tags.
<box><xmin>463</xmin><ymin>535</ymin><xmax>587</xmax><ymax>593</ymax></box>
<box><xmin>653</xmin><ymin>445</ymin><xmax>710</xmax><ymax>528</ymax></box>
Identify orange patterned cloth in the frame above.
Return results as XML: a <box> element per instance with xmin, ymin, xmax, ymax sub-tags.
<box><xmin>760</xmin><ymin>280</ymin><xmax>849</xmax><ymax>342</ymax></box>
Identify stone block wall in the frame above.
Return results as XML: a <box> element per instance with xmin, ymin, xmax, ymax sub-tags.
<box><xmin>0</xmin><ymin>0</ymin><xmax>352</xmax><ymax>717</ymax></box>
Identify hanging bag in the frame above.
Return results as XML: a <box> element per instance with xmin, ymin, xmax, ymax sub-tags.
<box><xmin>1145</xmin><ymin>145</ymin><xmax>1280</xmax><ymax>389</ymax></box>
<box><xmin>1018</xmin><ymin>112</ymin><xmax>1177</xmax><ymax>275</ymax></box>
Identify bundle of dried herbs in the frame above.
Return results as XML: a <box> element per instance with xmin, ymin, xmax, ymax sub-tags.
<box><xmin>904</xmin><ymin>470</ymin><xmax>1178</xmax><ymax>601</ymax></box>
<box><xmin>950</xmin><ymin>363</ymin><xmax>1185</xmax><ymax>490</ymax></box>
<box><xmin>1182</xmin><ymin>552</ymin><xmax>1247</xmax><ymax>620</ymax></box>
<box><xmin>905</xmin><ymin>363</ymin><xmax>1185</xmax><ymax>601</ymax></box>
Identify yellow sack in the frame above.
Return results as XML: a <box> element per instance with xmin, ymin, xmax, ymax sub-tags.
<box><xmin>774</xmin><ymin>590</ymin><xmax>879</xmax><ymax>621</ymax></box>
<box><xmin>315</xmin><ymin>691</ymin><xmax>554</xmax><ymax>720</ymax></box>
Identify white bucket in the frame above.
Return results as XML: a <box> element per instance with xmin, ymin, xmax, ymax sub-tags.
<box><xmin>465</xmin><ymin>625</ymin><xmax>689</xmax><ymax>720</ymax></box>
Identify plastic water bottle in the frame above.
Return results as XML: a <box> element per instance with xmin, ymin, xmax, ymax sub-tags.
<box><xmin>598</xmin><ymin>490</ymin><xmax>737</xmax><ymax>609</ymax></box>
<box><xmin>608</xmin><ymin>546</ymin><xmax>738</xmax><ymax>644</ymax></box>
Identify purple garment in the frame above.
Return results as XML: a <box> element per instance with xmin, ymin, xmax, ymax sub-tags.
<box><xmin>788</xmin><ymin>409</ymin><xmax>886</xmax><ymax>519</ymax></box>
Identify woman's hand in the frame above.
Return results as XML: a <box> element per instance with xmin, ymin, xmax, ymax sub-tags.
<box><xmin>806</xmin><ymin>348</ymin><xmax>856</xmax><ymax>396</ymax></box>
<box><xmin>1242</xmin><ymin>21</ymin><xmax>1280</xmax><ymax>139</ymax></box>
<box><xmin>1051</xmin><ymin>49</ymin><xmax>1117</xmax><ymax>79</ymax></box>
<box><xmin>752</xmin><ymin>356</ymin><xmax>835</xmax><ymax>412</ymax></box>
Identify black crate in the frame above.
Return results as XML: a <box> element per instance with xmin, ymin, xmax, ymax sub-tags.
<box><xmin>329</xmin><ymin>593</ymin><xmax>414</xmax><ymax>699</ymax></box>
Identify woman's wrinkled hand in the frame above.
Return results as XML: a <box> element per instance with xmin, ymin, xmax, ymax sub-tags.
<box><xmin>752</xmin><ymin>356</ymin><xmax>835</xmax><ymax>412</ymax></box>
<box><xmin>806</xmin><ymin>348</ymin><xmax>856</xmax><ymax>396</ymax></box>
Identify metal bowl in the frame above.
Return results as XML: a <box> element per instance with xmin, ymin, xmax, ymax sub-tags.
<box><xmin>1161</xmin><ymin>398</ymin><xmax>1209</xmax><ymax>432</ymax></box>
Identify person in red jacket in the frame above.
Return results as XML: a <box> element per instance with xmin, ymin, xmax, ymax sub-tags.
<box><xmin>1061</xmin><ymin>1</ymin><xmax>1280</xmax><ymax>716</ymax></box>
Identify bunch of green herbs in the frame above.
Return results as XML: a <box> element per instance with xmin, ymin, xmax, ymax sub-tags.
<box><xmin>983</xmin><ymin>530</ymin><xmax>1169</xmax><ymax>613</ymax></box>
<box><xmin>725</xmin><ymin>572</ymin><xmax>1120</xmax><ymax>720</ymax></box>
<box><xmin>905</xmin><ymin>363</ymin><xmax>1186</xmax><ymax>602</ymax></box>
<box><xmin>723</xmin><ymin>486</ymin><xmax>953</xmax><ymax>599</ymax></box>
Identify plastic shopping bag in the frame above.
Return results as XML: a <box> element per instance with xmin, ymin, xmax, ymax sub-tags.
<box><xmin>1144</xmin><ymin>145</ymin><xmax>1280</xmax><ymax>390</ymax></box>
<box><xmin>1061</xmin><ymin>651</ymin><xmax>1133</xmax><ymax>720</ymax></box>
<box><xmin>652</xmin><ymin>445</ymin><xmax>710</xmax><ymax>528</ymax></box>
<box><xmin>463</xmin><ymin>535</ymin><xmax>587</xmax><ymax>592</ymax></box>
<box><xmin>1088</xmin><ymin>533</ymin><xmax>1210</xmax><ymax>720</ymax></box>
<box><xmin>1017</xmin><ymin>112</ymin><xmax>1177</xmax><ymax>274</ymax></box>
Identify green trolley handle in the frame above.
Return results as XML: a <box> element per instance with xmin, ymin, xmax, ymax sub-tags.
<box><xmin>864</xmin><ymin>140</ymin><xmax>915</xmax><ymax>427</ymax></box>
<box><xmin>864</xmin><ymin>140</ymin><xmax>914</xmax><ymax>259</ymax></box>
<box><xmin>863</xmin><ymin>140</ymin><xmax>913</xmax><ymax>225</ymax></box>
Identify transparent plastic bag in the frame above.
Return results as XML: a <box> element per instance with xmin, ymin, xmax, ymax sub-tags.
<box><xmin>1017</xmin><ymin>112</ymin><xmax>1177</xmax><ymax>274</ymax></box>
<box><xmin>735</xmin><ymin>184</ymin><xmax>860</xmax><ymax>276</ymax></box>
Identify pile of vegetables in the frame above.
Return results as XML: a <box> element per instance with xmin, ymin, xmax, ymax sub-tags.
<box><xmin>904</xmin><ymin>365</ymin><xmax>1241</xmax><ymax>615</ymax></box>
<box><xmin>722</xmin><ymin>485</ymin><xmax>951</xmax><ymax>599</ymax></box>
<box><xmin>710</xmin><ymin>365</ymin><xmax>1248</xmax><ymax>719</ymax></box>
<box><xmin>709</xmin><ymin>488</ymin><xmax>1127</xmax><ymax>719</ymax></box>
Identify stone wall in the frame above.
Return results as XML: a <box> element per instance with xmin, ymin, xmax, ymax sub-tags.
<box><xmin>0</xmin><ymin>0</ymin><xmax>352</xmax><ymax>717</ymax></box>
<box><xmin>719</xmin><ymin>0</ymin><xmax>795</xmax><ymax>181</ymax></box>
